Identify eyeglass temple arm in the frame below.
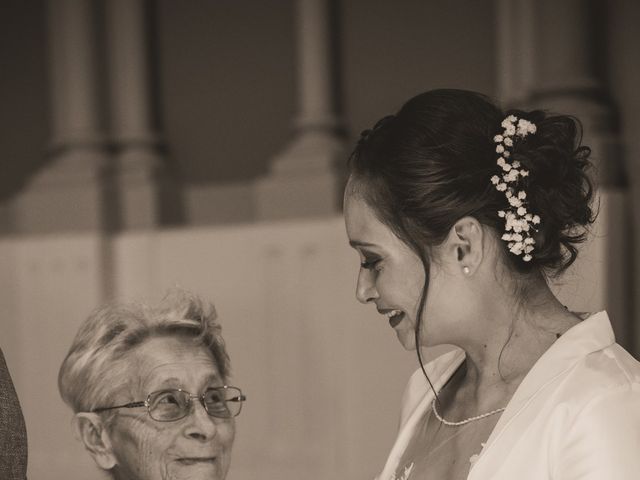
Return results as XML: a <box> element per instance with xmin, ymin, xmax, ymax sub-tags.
<box><xmin>92</xmin><ymin>401</ymin><xmax>146</xmax><ymax>413</ymax></box>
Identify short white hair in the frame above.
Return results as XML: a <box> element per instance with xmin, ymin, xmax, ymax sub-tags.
<box><xmin>58</xmin><ymin>290</ymin><xmax>230</xmax><ymax>413</ymax></box>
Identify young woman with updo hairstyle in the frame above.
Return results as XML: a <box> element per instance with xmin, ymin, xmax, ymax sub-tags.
<box><xmin>344</xmin><ymin>89</ymin><xmax>640</xmax><ymax>480</ymax></box>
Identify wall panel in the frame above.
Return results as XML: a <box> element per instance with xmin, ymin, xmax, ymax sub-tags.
<box><xmin>0</xmin><ymin>208</ymin><xmax>623</xmax><ymax>479</ymax></box>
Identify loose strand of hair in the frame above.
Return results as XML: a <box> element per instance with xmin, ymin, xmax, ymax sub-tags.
<box><xmin>414</xmin><ymin>253</ymin><xmax>440</xmax><ymax>406</ymax></box>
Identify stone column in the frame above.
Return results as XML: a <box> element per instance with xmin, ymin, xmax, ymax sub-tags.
<box><xmin>530</xmin><ymin>0</ymin><xmax>623</xmax><ymax>181</ymax></box>
<box><xmin>498</xmin><ymin>0</ymin><xmax>630</xmax><ymax>346</ymax></box>
<box><xmin>106</xmin><ymin>0</ymin><xmax>172</xmax><ymax>228</ymax></box>
<box><xmin>255</xmin><ymin>0</ymin><xmax>345</xmax><ymax>219</ymax></box>
<box><xmin>496</xmin><ymin>0</ymin><xmax>535</xmax><ymax>107</ymax></box>
<box><xmin>15</xmin><ymin>0</ymin><xmax>111</xmax><ymax>233</ymax></box>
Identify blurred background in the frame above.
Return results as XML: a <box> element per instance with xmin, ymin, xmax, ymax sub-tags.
<box><xmin>0</xmin><ymin>0</ymin><xmax>638</xmax><ymax>478</ymax></box>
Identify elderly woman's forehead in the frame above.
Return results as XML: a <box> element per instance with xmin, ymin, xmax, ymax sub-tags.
<box><xmin>131</xmin><ymin>336</ymin><xmax>222</xmax><ymax>386</ymax></box>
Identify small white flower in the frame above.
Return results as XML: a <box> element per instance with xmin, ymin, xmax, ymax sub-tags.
<box><xmin>512</xmin><ymin>160</ymin><xmax>521</xmax><ymax>168</ymax></box>
<box><xmin>520</xmin><ymin>169</ymin><xmax>529</xmax><ymax>177</ymax></box>
<box><xmin>508</xmin><ymin>196</ymin><xmax>521</xmax><ymax>207</ymax></box>
<box><xmin>494</xmin><ymin>134</ymin><xmax>503</xmax><ymax>143</ymax></box>
<box><xmin>503</xmin><ymin>151</ymin><xmax>511</xmax><ymax>158</ymax></box>
<box><xmin>498</xmin><ymin>210</ymin><xmax>506</xmax><ymax>218</ymax></box>
<box><xmin>502</xmin><ymin>233</ymin><xmax>511</xmax><ymax>241</ymax></box>
<box><xmin>496</xmin><ymin>144</ymin><xmax>505</xmax><ymax>153</ymax></box>
<box><xmin>523</xmin><ymin>254</ymin><xmax>533</xmax><ymax>262</ymax></box>
<box><xmin>532</xmin><ymin>215</ymin><xmax>541</xmax><ymax>224</ymax></box>
<box><xmin>505</xmin><ymin>124</ymin><xmax>516</xmax><ymax>136</ymax></box>
<box><xmin>517</xmin><ymin>206</ymin><xmax>526</xmax><ymax>216</ymax></box>
<box><xmin>496</xmin><ymin>183</ymin><xmax>507</xmax><ymax>192</ymax></box>
<box><xmin>518</xmin><ymin>191</ymin><xmax>526</xmax><ymax>200</ymax></box>
<box><xmin>491</xmin><ymin>175</ymin><xmax>500</xmax><ymax>185</ymax></box>
<box><xmin>516</xmin><ymin>119</ymin><xmax>537</xmax><ymax>136</ymax></box>
<box><xmin>504</xmin><ymin>137</ymin><xmax>513</xmax><ymax>147</ymax></box>
<box><xmin>525</xmin><ymin>237</ymin><xmax>535</xmax><ymax>244</ymax></box>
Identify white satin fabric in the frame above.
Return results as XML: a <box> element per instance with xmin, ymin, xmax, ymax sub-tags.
<box><xmin>377</xmin><ymin>311</ymin><xmax>640</xmax><ymax>480</ymax></box>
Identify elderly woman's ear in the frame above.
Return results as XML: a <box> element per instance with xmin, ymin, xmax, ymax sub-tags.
<box><xmin>74</xmin><ymin>413</ymin><xmax>117</xmax><ymax>471</ymax></box>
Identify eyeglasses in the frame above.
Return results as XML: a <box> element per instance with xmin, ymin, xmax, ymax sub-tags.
<box><xmin>92</xmin><ymin>386</ymin><xmax>246</xmax><ymax>422</ymax></box>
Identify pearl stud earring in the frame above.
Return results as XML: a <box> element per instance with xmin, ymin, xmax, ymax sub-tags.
<box><xmin>463</xmin><ymin>266</ymin><xmax>470</xmax><ymax>275</ymax></box>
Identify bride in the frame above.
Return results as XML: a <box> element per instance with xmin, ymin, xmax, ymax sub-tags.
<box><xmin>343</xmin><ymin>89</ymin><xmax>640</xmax><ymax>479</ymax></box>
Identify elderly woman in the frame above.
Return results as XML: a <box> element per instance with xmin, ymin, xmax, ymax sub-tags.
<box><xmin>58</xmin><ymin>291</ymin><xmax>245</xmax><ymax>480</ymax></box>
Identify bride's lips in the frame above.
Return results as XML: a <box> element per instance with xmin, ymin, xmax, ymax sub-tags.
<box><xmin>378</xmin><ymin>309</ymin><xmax>405</xmax><ymax>328</ymax></box>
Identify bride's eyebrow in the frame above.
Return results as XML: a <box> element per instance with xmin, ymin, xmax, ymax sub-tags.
<box><xmin>349</xmin><ymin>240</ymin><xmax>378</xmax><ymax>248</ymax></box>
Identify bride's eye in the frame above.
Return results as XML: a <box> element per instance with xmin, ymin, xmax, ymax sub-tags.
<box><xmin>361</xmin><ymin>258</ymin><xmax>382</xmax><ymax>270</ymax></box>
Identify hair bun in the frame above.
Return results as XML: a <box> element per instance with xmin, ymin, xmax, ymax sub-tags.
<box><xmin>347</xmin><ymin>89</ymin><xmax>596</xmax><ymax>278</ymax></box>
<box><xmin>508</xmin><ymin>110</ymin><xmax>595</xmax><ymax>273</ymax></box>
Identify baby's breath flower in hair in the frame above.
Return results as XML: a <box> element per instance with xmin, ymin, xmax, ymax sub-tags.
<box><xmin>493</xmin><ymin>115</ymin><xmax>538</xmax><ymax>262</ymax></box>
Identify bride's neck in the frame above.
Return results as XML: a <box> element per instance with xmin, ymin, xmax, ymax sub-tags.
<box><xmin>459</xmin><ymin>282</ymin><xmax>581</xmax><ymax>399</ymax></box>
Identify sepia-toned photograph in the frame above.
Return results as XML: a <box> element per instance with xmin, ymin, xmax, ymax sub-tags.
<box><xmin>1</xmin><ymin>1</ymin><xmax>639</xmax><ymax>479</ymax></box>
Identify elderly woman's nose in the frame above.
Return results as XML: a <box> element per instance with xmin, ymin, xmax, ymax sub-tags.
<box><xmin>356</xmin><ymin>269</ymin><xmax>378</xmax><ymax>304</ymax></box>
<box><xmin>184</xmin><ymin>400</ymin><xmax>219</xmax><ymax>440</ymax></box>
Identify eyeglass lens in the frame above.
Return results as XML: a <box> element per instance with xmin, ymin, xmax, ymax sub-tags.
<box><xmin>148</xmin><ymin>387</ymin><xmax>243</xmax><ymax>421</ymax></box>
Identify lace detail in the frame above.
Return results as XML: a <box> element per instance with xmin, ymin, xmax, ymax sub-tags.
<box><xmin>391</xmin><ymin>462</ymin><xmax>414</xmax><ymax>480</ymax></box>
<box><xmin>469</xmin><ymin>442</ymin><xmax>487</xmax><ymax>467</ymax></box>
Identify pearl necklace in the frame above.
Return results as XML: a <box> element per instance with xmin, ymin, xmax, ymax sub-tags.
<box><xmin>431</xmin><ymin>399</ymin><xmax>506</xmax><ymax>426</ymax></box>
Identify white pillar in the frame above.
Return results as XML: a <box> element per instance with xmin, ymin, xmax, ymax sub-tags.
<box><xmin>496</xmin><ymin>0</ymin><xmax>535</xmax><ymax>107</ymax></box>
<box><xmin>106</xmin><ymin>0</ymin><xmax>171</xmax><ymax>229</ymax></box>
<box><xmin>255</xmin><ymin>0</ymin><xmax>345</xmax><ymax>219</ymax></box>
<box><xmin>498</xmin><ymin>0</ymin><xmax>630</xmax><ymax>346</ymax></box>
<box><xmin>295</xmin><ymin>0</ymin><xmax>340</xmax><ymax>132</ymax></box>
<box><xmin>15</xmin><ymin>0</ymin><xmax>111</xmax><ymax>233</ymax></box>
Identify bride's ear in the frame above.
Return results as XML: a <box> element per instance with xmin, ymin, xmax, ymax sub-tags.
<box><xmin>448</xmin><ymin>217</ymin><xmax>484</xmax><ymax>275</ymax></box>
<box><xmin>74</xmin><ymin>412</ymin><xmax>118</xmax><ymax>471</ymax></box>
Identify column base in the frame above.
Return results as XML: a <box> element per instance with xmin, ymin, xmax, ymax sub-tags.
<box><xmin>255</xmin><ymin>170</ymin><xmax>344</xmax><ymax>220</ymax></box>
<box><xmin>112</xmin><ymin>147</ymin><xmax>176</xmax><ymax>229</ymax></box>
<box><xmin>254</xmin><ymin>131</ymin><xmax>346</xmax><ymax>220</ymax></box>
<box><xmin>0</xmin><ymin>201</ymin><xmax>15</xmax><ymax>234</ymax></box>
<box><xmin>14</xmin><ymin>147</ymin><xmax>111</xmax><ymax>234</ymax></box>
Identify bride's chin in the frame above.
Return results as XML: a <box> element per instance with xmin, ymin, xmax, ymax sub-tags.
<box><xmin>396</xmin><ymin>330</ymin><xmax>417</xmax><ymax>351</ymax></box>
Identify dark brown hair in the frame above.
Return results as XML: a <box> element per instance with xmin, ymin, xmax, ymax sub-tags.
<box><xmin>347</xmin><ymin>88</ymin><xmax>595</xmax><ymax>381</ymax></box>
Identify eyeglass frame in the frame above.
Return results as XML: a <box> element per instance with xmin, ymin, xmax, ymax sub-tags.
<box><xmin>91</xmin><ymin>385</ymin><xmax>246</xmax><ymax>422</ymax></box>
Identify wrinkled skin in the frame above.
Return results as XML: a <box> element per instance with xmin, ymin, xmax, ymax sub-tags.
<box><xmin>107</xmin><ymin>336</ymin><xmax>235</xmax><ymax>480</ymax></box>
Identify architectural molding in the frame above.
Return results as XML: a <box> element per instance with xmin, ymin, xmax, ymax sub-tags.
<box><xmin>256</xmin><ymin>0</ymin><xmax>345</xmax><ymax>219</ymax></box>
<box><xmin>16</xmin><ymin>0</ymin><xmax>112</xmax><ymax>234</ymax></box>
